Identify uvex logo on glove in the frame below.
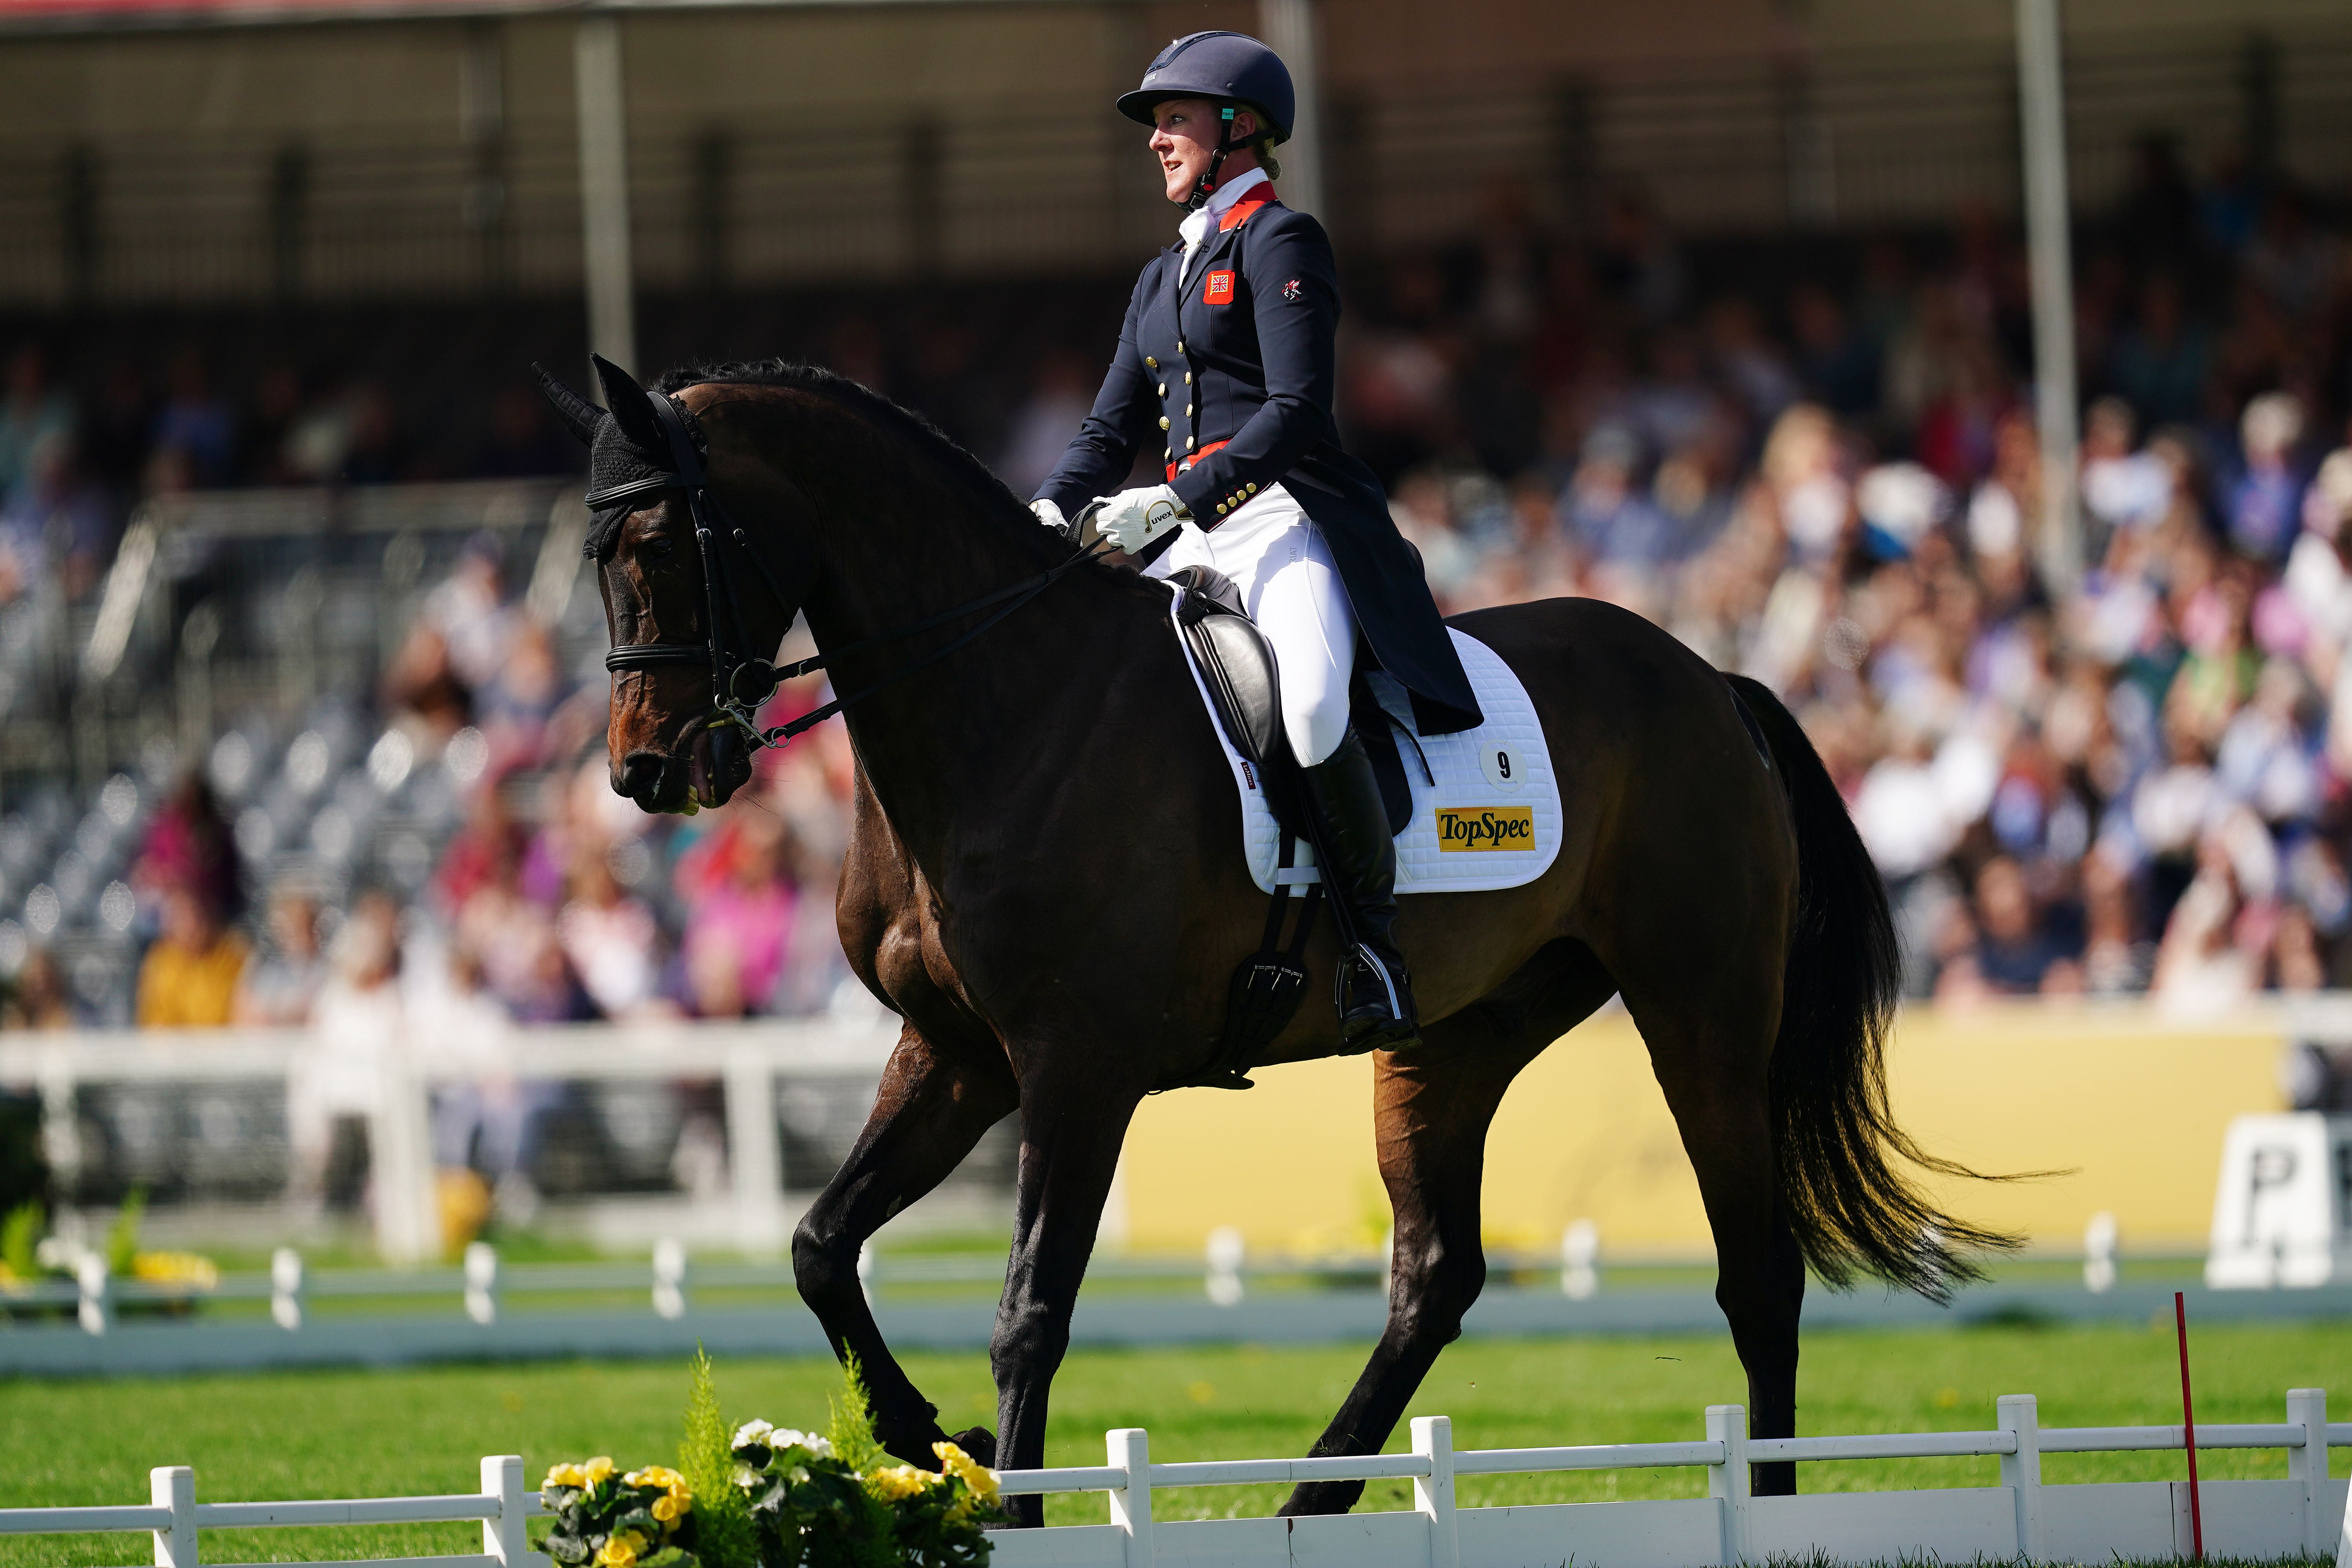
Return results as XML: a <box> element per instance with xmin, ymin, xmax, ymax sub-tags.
<box><xmin>1203</xmin><ymin>270</ymin><xmax>1235</xmax><ymax>305</ymax></box>
<box><xmin>1434</xmin><ymin>807</ymin><xmax>1535</xmax><ymax>851</ymax></box>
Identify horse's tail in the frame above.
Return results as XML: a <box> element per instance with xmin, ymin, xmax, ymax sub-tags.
<box><xmin>1723</xmin><ymin>674</ymin><xmax>2021</xmax><ymax>1303</ymax></box>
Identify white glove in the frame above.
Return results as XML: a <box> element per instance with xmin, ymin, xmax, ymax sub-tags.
<box><xmin>1093</xmin><ymin>484</ymin><xmax>1191</xmax><ymax>553</ymax></box>
<box><xmin>1030</xmin><ymin>497</ymin><xmax>1066</xmax><ymax>533</ymax></box>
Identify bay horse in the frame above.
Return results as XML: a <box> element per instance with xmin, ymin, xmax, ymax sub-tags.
<box><xmin>543</xmin><ymin>356</ymin><xmax>2009</xmax><ymax>1523</ymax></box>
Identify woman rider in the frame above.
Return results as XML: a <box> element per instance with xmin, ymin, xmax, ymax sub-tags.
<box><xmin>1030</xmin><ymin>31</ymin><xmax>1483</xmax><ymax>1053</ymax></box>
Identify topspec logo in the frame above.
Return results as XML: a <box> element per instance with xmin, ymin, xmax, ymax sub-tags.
<box><xmin>1434</xmin><ymin>806</ymin><xmax>1535</xmax><ymax>851</ymax></box>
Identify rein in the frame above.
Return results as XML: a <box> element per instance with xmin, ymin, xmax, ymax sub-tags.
<box><xmin>593</xmin><ymin>384</ymin><xmax>1111</xmax><ymax>754</ymax></box>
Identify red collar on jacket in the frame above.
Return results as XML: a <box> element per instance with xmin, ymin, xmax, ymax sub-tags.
<box><xmin>1217</xmin><ymin>182</ymin><xmax>1280</xmax><ymax>232</ymax></box>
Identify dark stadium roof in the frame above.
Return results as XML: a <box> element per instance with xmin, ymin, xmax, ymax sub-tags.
<box><xmin>0</xmin><ymin>0</ymin><xmax>1073</xmax><ymax>40</ymax></box>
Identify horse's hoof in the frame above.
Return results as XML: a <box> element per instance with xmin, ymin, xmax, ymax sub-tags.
<box><xmin>947</xmin><ymin>1426</ymin><xmax>998</xmax><ymax>1467</ymax></box>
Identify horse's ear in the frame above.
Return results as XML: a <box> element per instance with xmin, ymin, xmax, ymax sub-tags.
<box><xmin>533</xmin><ymin>362</ymin><xmax>607</xmax><ymax>448</ymax></box>
<box><xmin>592</xmin><ymin>354</ymin><xmax>668</xmax><ymax>456</ymax></box>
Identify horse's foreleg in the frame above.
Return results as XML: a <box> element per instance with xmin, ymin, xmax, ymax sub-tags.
<box><xmin>989</xmin><ymin>1079</ymin><xmax>1138</xmax><ymax>1528</ymax></box>
<box><xmin>793</xmin><ymin>1026</ymin><xmax>1018</xmax><ymax>1466</ymax></box>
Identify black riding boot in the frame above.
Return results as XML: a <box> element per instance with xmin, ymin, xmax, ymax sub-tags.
<box><xmin>1301</xmin><ymin>727</ymin><xmax>1419</xmax><ymax>1053</ymax></box>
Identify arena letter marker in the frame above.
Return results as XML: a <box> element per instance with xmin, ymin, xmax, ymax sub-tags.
<box><xmin>2176</xmin><ymin>1291</ymin><xmax>2204</xmax><ymax>1562</ymax></box>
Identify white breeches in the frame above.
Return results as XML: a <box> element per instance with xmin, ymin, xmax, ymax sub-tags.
<box><xmin>1148</xmin><ymin>483</ymin><xmax>1357</xmax><ymax>766</ymax></box>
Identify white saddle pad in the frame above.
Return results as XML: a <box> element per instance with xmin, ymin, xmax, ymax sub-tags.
<box><xmin>1168</xmin><ymin>597</ymin><xmax>1563</xmax><ymax>896</ymax></box>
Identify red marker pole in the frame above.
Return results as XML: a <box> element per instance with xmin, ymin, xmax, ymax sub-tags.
<box><xmin>2175</xmin><ymin>1291</ymin><xmax>2204</xmax><ymax>1563</ymax></box>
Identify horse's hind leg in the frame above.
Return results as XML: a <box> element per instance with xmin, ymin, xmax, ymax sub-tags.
<box><xmin>793</xmin><ymin>1026</ymin><xmax>1019</xmax><ymax>1466</ymax></box>
<box><xmin>1282</xmin><ymin>939</ymin><xmax>1618</xmax><ymax>1518</ymax></box>
<box><xmin>1627</xmin><ymin>976</ymin><xmax>1806</xmax><ymax>1498</ymax></box>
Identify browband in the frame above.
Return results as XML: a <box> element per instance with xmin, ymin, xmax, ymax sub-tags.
<box><xmin>583</xmin><ymin>472</ymin><xmax>680</xmax><ymax>511</ymax></box>
<box><xmin>606</xmin><ymin>642</ymin><xmax>710</xmax><ymax>671</ymax></box>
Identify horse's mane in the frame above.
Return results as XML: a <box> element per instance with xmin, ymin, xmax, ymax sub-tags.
<box><xmin>659</xmin><ymin>359</ymin><xmax>1033</xmax><ymax>526</ymax></box>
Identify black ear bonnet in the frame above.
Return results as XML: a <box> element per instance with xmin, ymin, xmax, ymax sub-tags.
<box><xmin>534</xmin><ymin>356</ymin><xmax>707</xmax><ymax>562</ymax></box>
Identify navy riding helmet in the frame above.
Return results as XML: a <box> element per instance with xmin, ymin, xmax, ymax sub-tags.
<box><xmin>1116</xmin><ymin>31</ymin><xmax>1295</xmax><ymax>144</ymax></box>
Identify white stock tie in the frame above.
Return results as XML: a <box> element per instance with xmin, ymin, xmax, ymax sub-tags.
<box><xmin>1178</xmin><ymin>206</ymin><xmax>1215</xmax><ymax>287</ymax></box>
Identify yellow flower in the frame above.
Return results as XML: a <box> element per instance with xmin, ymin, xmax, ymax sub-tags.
<box><xmin>867</xmin><ymin>1464</ymin><xmax>937</xmax><ymax>1501</ymax></box>
<box><xmin>625</xmin><ymin>1464</ymin><xmax>683</xmax><ymax>1491</ymax></box>
<box><xmin>595</xmin><ymin>1530</ymin><xmax>642</xmax><ymax>1568</ymax></box>
<box><xmin>933</xmin><ymin>1442</ymin><xmax>1000</xmax><ymax>1505</ymax></box>
<box><xmin>651</xmin><ymin>1494</ymin><xmax>686</xmax><ymax>1527</ymax></box>
<box><xmin>544</xmin><ymin>1463</ymin><xmax>588</xmax><ymax>1489</ymax></box>
<box><xmin>132</xmin><ymin>1251</ymin><xmax>220</xmax><ymax>1290</ymax></box>
<box><xmin>582</xmin><ymin>1456</ymin><xmax>615</xmax><ymax>1487</ymax></box>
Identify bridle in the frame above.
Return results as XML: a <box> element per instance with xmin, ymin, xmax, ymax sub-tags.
<box><xmin>591</xmin><ymin>383</ymin><xmax>1111</xmax><ymax>759</ymax></box>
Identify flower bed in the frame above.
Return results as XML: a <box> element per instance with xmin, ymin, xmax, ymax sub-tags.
<box><xmin>534</xmin><ymin>1352</ymin><xmax>1001</xmax><ymax>1568</ymax></box>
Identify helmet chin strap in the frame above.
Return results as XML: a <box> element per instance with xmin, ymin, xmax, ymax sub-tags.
<box><xmin>1185</xmin><ymin>103</ymin><xmax>1238</xmax><ymax>212</ymax></box>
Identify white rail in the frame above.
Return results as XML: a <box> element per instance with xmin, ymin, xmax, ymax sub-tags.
<box><xmin>2</xmin><ymin>1395</ymin><xmax>2346</xmax><ymax>1567</ymax></box>
<box><xmin>0</xmin><ymin>1019</ymin><xmax>900</xmax><ymax>1264</ymax></box>
<box><xmin>0</xmin><ymin>1456</ymin><xmax>544</xmax><ymax>1568</ymax></box>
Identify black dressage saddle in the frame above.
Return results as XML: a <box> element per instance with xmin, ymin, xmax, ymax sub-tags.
<box><xmin>1167</xmin><ymin>564</ymin><xmax>1414</xmax><ymax>841</ymax></box>
<box><xmin>1165</xmin><ymin>564</ymin><xmax>1421</xmax><ymax>1090</ymax></box>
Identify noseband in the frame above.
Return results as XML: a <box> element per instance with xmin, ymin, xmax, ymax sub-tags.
<box><xmin>592</xmin><ymin>383</ymin><xmax>1111</xmax><ymax>759</ymax></box>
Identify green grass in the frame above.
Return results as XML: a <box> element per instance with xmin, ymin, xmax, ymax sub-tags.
<box><xmin>0</xmin><ymin>1321</ymin><xmax>2341</xmax><ymax>1563</ymax></box>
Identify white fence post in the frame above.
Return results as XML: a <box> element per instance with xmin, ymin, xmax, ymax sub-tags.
<box><xmin>269</xmin><ymin>1247</ymin><xmax>304</xmax><ymax>1331</ymax></box>
<box><xmin>2000</xmin><ymin>1393</ymin><xmax>2045</xmax><ymax>1563</ymax></box>
<box><xmin>652</xmin><ymin>1239</ymin><xmax>688</xmax><ymax>1321</ymax></box>
<box><xmin>1107</xmin><ymin>1427</ymin><xmax>1154</xmax><ymax>1568</ymax></box>
<box><xmin>1561</xmin><ymin>1218</ymin><xmax>1600</xmax><ymax>1299</ymax></box>
<box><xmin>2288</xmin><ymin>1389</ymin><xmax>2329</xmax><ymax>1557</ymax></box>
<box><xmin>2082</xmin><ymin>1212</ymin><xmax>2118</xmax><ymax>1293</ymax></box>
<box><xmin>1707</xmin><ymin>1405</ymin><xmax>1750</xmax><ymax>1566</ymax></box>
<box><xmin>369</xmin><ymin>1042</ymin><xmax>440</xmax><ymax>1266</ymax></box>
<box><xmin>481</xmin><ymin>1454</ymin><xmax>526</xmax><ymax>1565</ymax></box>
<box><xmin>1412</xmin><ymin>1414</ymin><xmax>1460</xmax><ymax>1568</ymax></box>
<box><xmin>78</xmin><ymin>1251</ymin><xmax>110</xmax><ymax>1336</ymax></box>
<box><xmin>150</xmin><ymin>1465</ymin><xmax>195</xmax><ymax>1568</ymax></box>
<box><xmin>722</xmin><ymin>1042</ymin><xmax>787</xmax><ymax>1258</ymax></box>
<box><xmin>2338</xmin><ymin>1449</ymin><xmax>2352</xmax><ymax>1568</ymax></box>
<box><xmin>1205</xmin><ymin>1225</ymin><xmax>1245</xmax><ymax>1306</ymax></box>
<box><xmin>464</xmin><ymin>1241</ymin><xmax>499</xmax><ymax>1325</ymax></box>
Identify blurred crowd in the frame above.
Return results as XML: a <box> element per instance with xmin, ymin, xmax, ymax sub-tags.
<box><xmin>104</xmin><ymin>549</ymin><xmax>868</xmax><ymax>1036</ymax></box>
<box><xmin>1269</xmin><ymin>142</ymin><xmax>2352</xmax><ymax>1017</ymax></box>
<box><xmin>9</xmin><ymin>130</ymin><xmax>2352</xmax><ymax>1054</ymax></box>
<box><xmin>12</xmin><ymin>535</ymin><xmax>874</xmax><ymax>1207</ymax></box>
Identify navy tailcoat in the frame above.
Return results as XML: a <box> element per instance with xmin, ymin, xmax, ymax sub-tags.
<box><xmin>1034</xmin><ymin>187</ymin><xmax>1483</xmax><ymax>734</ymax></box>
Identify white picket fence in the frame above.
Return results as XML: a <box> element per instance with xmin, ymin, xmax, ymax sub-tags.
<box><xmin>0</xmin><ymin>1455</ymin><xmax>540</xmax><ymax>1568</ymax></box>
<box><xmin>985</xmin><ymin>1391</ymin><xmax>2352</xmax><ymax>1568</ymax></box>
<box><xmin>1</xmin><ymin>1393</ymin><xmax>2345</xmax><ymax>1567</ymax></box>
